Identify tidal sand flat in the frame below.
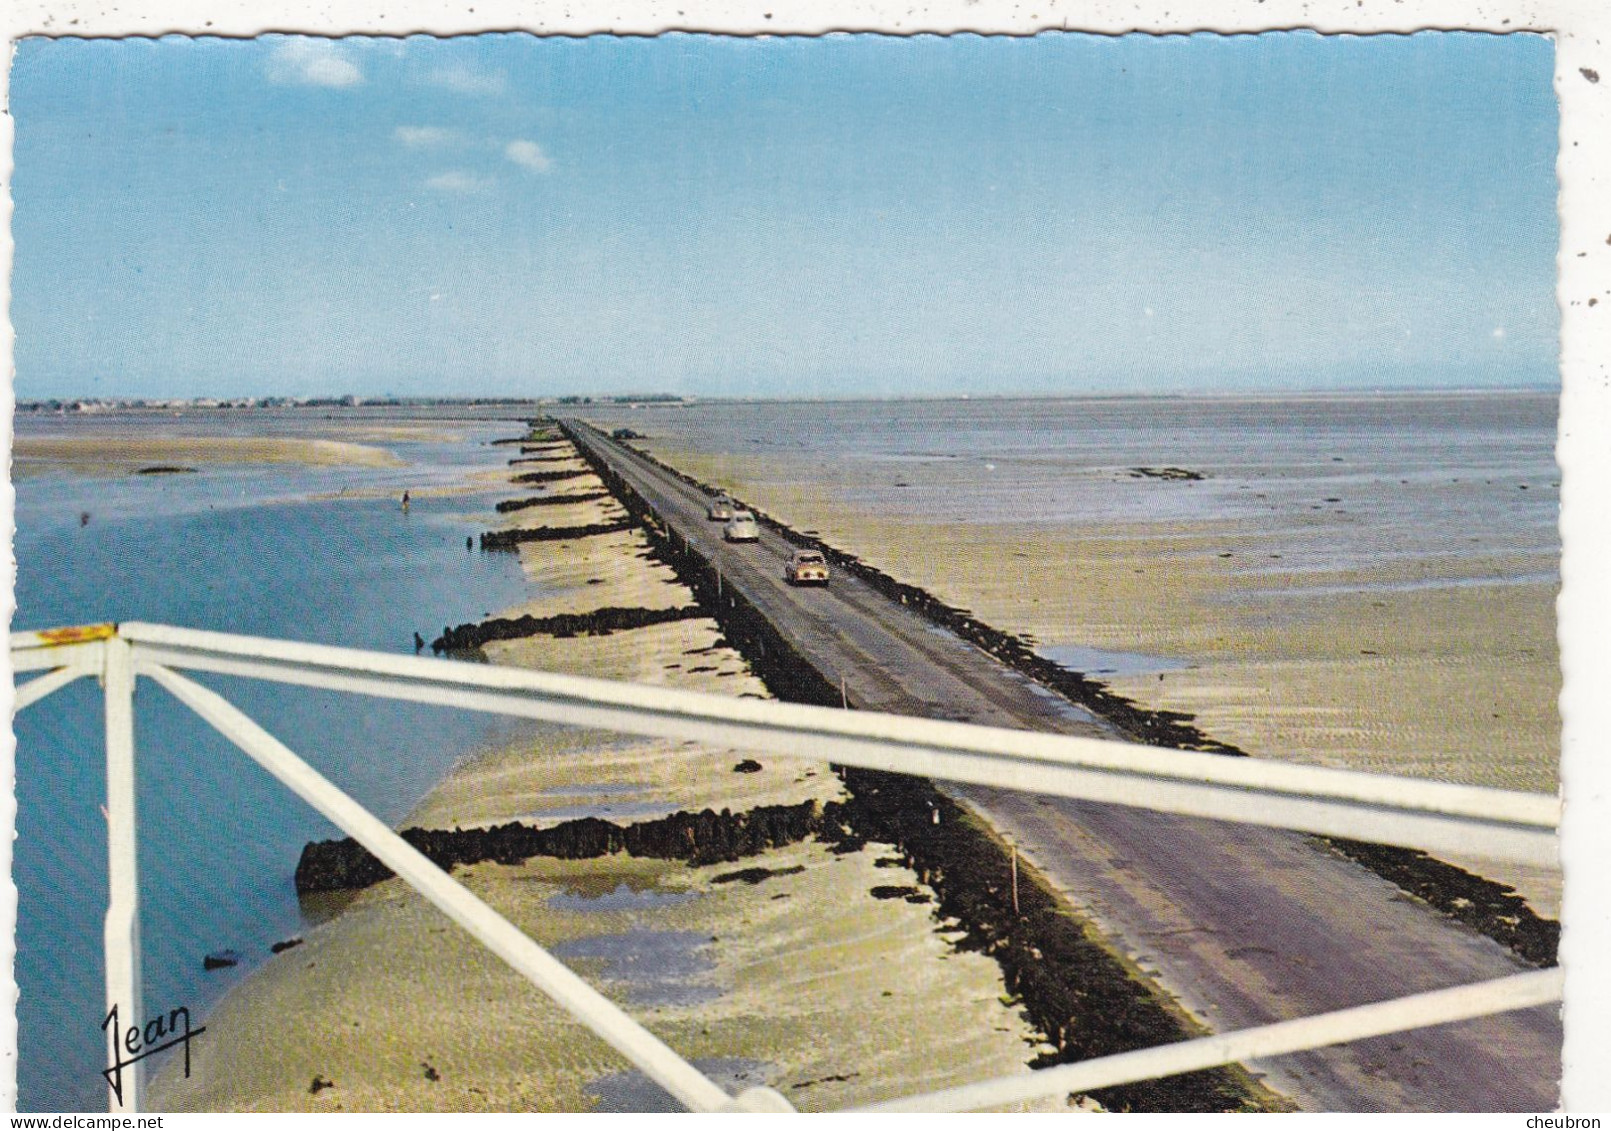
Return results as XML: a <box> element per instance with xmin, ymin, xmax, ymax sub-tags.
<box><xmin>153</xmin><ymin>435</ymin><xmax>1071</xmax><ymax>1112</ymax></box>
<box><xmin>11</xmin><ymin>435</ymin><xmax>405</xmax><ymax>474</ymax></box>
<box><xmin>579</xmin><ymin>394</ymin><xmax>1561</xmax><ymax>916</ymax></box>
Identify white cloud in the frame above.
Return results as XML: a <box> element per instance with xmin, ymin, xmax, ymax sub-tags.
<box><xmin>1493</xmin><ymin>327</ymin><xmax>1507</xmax><ymax>340</ymax></box>
<box><xmin>265</xmin><ymin>40</ymin><xmax>363</xmax><ymax>88</ymax></box>
<box><xmin>425</xmin><ymin>170</ymin><xmax>493</xmax><ymax>194</ymax></box>
<box><xmin>395</xmin><ymin>125</ymin><xmax>458</xmax><ymax>148</ymax></box>
<box><xmin>504</xmin><ymin>139</ymin><xmax>552</xmax><ymax>173</ymax></box>
<box><xmin>426</xmin><ymin>65</ymin><xmax>507</xmax><ymax>95</ymax></box>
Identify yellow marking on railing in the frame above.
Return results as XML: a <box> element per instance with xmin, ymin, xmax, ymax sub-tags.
<box><xmin>36</xmin><ymin>623</ymin><xmax>117</xmax><ymax>645</ymax></box>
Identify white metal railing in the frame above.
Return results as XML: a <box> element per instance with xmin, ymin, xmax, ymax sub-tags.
<box><xmin>10</xmin><ymin>621</ymin><xmax>1563</xmax><ymax>1114</ymax></box>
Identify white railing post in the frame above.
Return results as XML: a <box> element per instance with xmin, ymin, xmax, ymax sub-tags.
<box><xmin>102</xmin><ymin>633</ymin><xmax>143</xmax><ymax>1113</ymax></box>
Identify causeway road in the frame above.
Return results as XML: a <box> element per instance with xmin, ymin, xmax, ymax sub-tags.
<box><xmin>564</xmin><ymin>419</ymin><xmax>1560</xmax><ymax>1113</ymax></box>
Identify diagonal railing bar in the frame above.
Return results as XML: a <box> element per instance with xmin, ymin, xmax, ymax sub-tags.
<box><xmin>5</xmin><ymin>623</ymin><xmax>1566</xmax><ymax>1114</ymax></box>
<box><xmin>114</xmin><ymin>622</ymin><xmax>1551</xmax><ymax>821</ymax></box>
<box><xmin>137</xmin><ymin>661</ymin><xmax>742</xmax><ymax>1114</ymax></box>
<box><xmin>118</xmin><ymin>621</ymin><xmax>1558</xmax><ymax>866</ymax></box>
<box><xmin>12</xmin><ymin>664</ymin><xmax>95</xmax><ymax>712</ymax></box>
<box><xmin>113</xmin><ymin>620</ymin><xmax>1556</xmax><ymax>824</ymax></box>
<box><xmin>846</xmin><ymin>968</ymin><xmax>1564</xmax><ymax>1113</ymax></box>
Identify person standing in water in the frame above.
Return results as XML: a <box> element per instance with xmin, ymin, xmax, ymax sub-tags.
<box><xmin>401</xmin><ymin>490</ymin><xmax>411</xmax><ymax>513</ymax></box>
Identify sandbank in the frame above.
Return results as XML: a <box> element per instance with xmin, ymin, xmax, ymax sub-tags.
<box><xmin>12</xmin><ymin>435</ymin><xmax>404</xmax><ymax>476</ymax></box>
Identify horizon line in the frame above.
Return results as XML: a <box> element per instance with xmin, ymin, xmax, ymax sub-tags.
<box><xmin>15</xmin><ymin>383</ymin><xmax>1562</xmax><ymax>409</ymax></box>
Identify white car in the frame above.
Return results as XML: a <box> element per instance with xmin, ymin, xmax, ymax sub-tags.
<box><xmin>707</xmin><ymin>495</ymin><xmax>736</xmax><ymax>521</ymax></box>
<box><xmin>784</xmin><ymin>549</ymin><xmax>830</xmax><ymax>586</ymax></box>
<box><xmin>725</xmin><ymin>511</ymin><xmax>760</xmax><ymax>542</ymax></box>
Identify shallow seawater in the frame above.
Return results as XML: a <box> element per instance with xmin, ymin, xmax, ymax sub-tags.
<box><xmin>580</xmin><ymin>391</ymin><xmax>1560</xmax><ymax>578</ymax></box>
<box><xmin>10</xmin><ymin>416</ymin><xmax>539</xmax><ymax>1111</ymax></box>
<box><xmin>549</xmin><ymin>883</ymin><xmax>701</xmax><ymax>913</ymax></box>
<box><xmin>1037</xmin><ymin>643</ymin><xmax>1191</xmax><ymax>677</ymax></box>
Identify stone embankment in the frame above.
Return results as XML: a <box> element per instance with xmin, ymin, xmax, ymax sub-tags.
<box><xmin>478</xmin><ymin>519</ymin><xmax>637</xmax><ymax>551</ymax></box>
<box><xmin>494</xmin><ymin>491</ymin><xmax>610</xmax><ymax>513</ymax></box>
<box><xmin>512</xmin><ymin>469</ymin><xmax>590</xmax><ymax>486</ymax></box>
<box><xmin>296</xmin><ymin>800</ymin><xmax>829</xmax><ymax>892</ymax></box>
<box><xmin>1324</xmin><ymin>837</ymin><xmax>1558</xmax><ymax>966</ymax></box>
<box><xmin>432</xmin><ymin>604</ymin><xmax>705</xmax><ymax>652</ymax></box>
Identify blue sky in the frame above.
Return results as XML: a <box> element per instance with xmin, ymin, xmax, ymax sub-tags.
<box><xmin>10</xmin><ymin>31</ymin><xmax>1559</xmax><ymax>399</ymax></box>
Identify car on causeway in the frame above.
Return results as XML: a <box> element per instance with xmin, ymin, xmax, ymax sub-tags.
<box><xmin>707</xmin><ymin>494</ymin><xmax>736</xmax><ymax>521</ymax></box>
<box><xmin>725</xmin><ymin>511</ymin><xmax>760</xmax><ymax>542</ymax></box>
<box><xmin>784</xmin><ymin>548</ymin><xmax>830</xmax><ymax>586</ymax></box>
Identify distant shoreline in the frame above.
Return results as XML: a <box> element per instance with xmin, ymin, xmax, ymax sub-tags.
<box><xmin>11</xmin><ymin>384</ymin><xmax>1559</xmax><ymax>414</ymax></box>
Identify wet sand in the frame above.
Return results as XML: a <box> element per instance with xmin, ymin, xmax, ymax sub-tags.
<box><xmin>624</xmin><ymin>439</ymin><xmax>1561</xmax><ymax>917</ymax></box>
<box><xmin>152</xmin><ymin>448</ymin><xmax>1072</xmax><ymax>1112</ymax></box>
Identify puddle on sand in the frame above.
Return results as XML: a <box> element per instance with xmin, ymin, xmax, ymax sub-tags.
<box><xmin>537</xmin><ymin>782</ymin><xmax>652</xmax><ymax>798</ymax></box>
<box><xmin>552</xmin><ymin>929</ymin><xmax>723</xmax><ymax>1007</ymax></box>
<box><xmin>587</xmin><ymin>1057</ymin><xmax>775</xmax><ymax>1112</ymax></box>
<box><xmin>549</xmin><ymin>870</ymin><xmax>676</xmax><ymax>900</ymax></box>
<box><xmin>1037</xmin><ymin>643</ymin><xmax>1191</xmax><ymax>678</ymax></box>
<box><xmin>549</xmin><ymin>883</ymin><xmax>700</xmax><ymax>913</ymax></box>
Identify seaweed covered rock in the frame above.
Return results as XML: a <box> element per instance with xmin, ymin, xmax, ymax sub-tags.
<box><xmin>295</xmin><ymin>800</ymin><xmax>826</xmax><ymax>894</ymax></box>
<box><xmin>432</xmin><ymin>604</ymin><xmax>703</xmax><ymax>652</ymax></box>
